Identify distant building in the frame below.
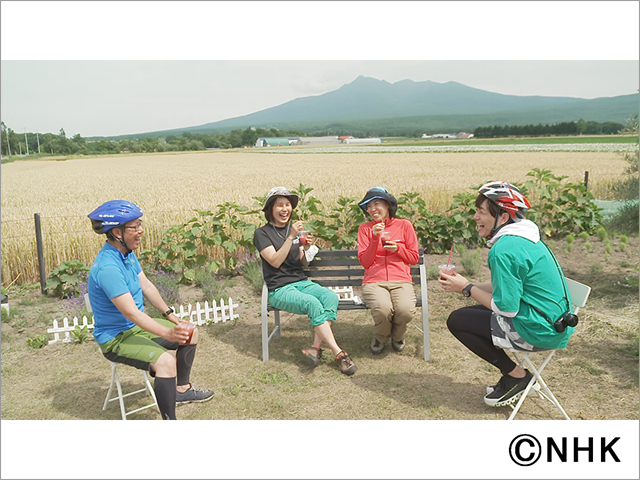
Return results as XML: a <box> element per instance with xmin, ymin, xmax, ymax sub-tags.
<box><xmin>255</xmin><ymin>137</ymin><xmax>299</xmax><ymax>147</ymax></box>
<box><xmin>344</xmin><ymin>137</ymin><xmax>382</xmax><ymax>144</ymax></box>
<box><xmin>422</xmin><ymin>132</ymin><xmax>475</xmax><ymax>139</ymax></box>
<box><xmin>299</xmin><ymin>136</ymin><xmax>340</xmax><ymax>145</ymax></box>
<box><xmin>255</xmin><ymin>135</ymin><xmax>384</xmax><ymax>147</ymax></box>
<box><xmin>431</xmin><ymin>133</ymin><xmax>455</xmax><ymax>139</ymax></box>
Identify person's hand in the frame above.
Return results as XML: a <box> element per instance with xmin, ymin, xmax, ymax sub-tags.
<box><xmin>438</xmin><ymin>271</ymin><xmax>470</xmax><ymax>294</ymax></box>
<box><xmin>290</xmin><ymin>220</ymin><xmax>303</xmax><ymax>239</ymax></box>
<box><xmin>166</xmin><ymin>312</ymin><xmax>181</xmax><ymax>325</ymax></box>
<box><xmin>166</xmin><ymin>324</ymin><xmax>190</xmax><ymax>344</ymax></box>
<box><xmin>303</xmin><ymin>232</ymin><xmax>316</xmax><ymax>249</ymax></box>
<box><xmin>382</xmin><ymin>240</ymin><xmax>398</xmax><ymax>253</ymax></box>
<box><xmin>372</xmin><ymin>222</ymin><xmax>385</xmax><ymax>236</ymax></box>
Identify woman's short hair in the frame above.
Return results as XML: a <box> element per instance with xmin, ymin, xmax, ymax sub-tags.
<box><xmin>264</xmin><ymin>196</ymin><xmax>295</xmax><ymax>223</ymax></box>
<box><xmin>262</xmin><ymin>187</ymin><xmax>298</xmax><ymax>224</ymax></box>
<box><xmin>264</xmin><ymin>201</ymin><xmax>276</xmax><ymax>223</ymax></box>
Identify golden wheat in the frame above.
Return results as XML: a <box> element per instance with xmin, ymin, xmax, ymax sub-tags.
<box><xmin>0</xmin><ymin>150</ymin><xmax>629</xmax><ymax>285</ymax></box>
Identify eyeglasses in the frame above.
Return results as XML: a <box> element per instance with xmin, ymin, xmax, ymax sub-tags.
<box><xmin>124</xmin><ymin>222</ymin><xmax>144</xmax><ymax>232</ymax></box>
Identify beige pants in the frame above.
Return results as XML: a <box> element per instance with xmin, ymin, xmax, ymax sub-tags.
<box><xmin>361</xmin><ymin>281</ymin><xmax>417</xmax><ymax>343</ymax></box>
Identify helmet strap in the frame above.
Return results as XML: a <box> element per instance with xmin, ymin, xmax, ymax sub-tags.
<box><xmin>116</xmin><ymin>225</ymin><xmax>132</xmax><ymax>255</ymax></box>
<box><xmin>487</xmin><ymin>208</ymin><xmax>510</xmax><ymax>240</ymax></box>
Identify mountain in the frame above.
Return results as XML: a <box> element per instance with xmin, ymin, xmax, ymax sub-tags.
<box><xmin>95</xmin><ymin>76</ymin><xmax>639</xmax><ymax>139</ymax></box>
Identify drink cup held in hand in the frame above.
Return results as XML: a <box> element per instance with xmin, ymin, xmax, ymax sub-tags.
<box><xmin>380</xmin><ymin>231</ymin><xmax>391</xmax><ymax>245</ymax></box>
<box><xmin>181</xmin><ymin>321</ymin><xmax>195</xmax><ymax>343</ymax></box>
<box><xmin>298</xmin><ymin>229</ymin><xmax>310</xmax><ymax>245</ymax></box>
<box><xmin>438</xmin><ymin>264</ymin><xmax>456</xmax><ymax>276</ymax></box>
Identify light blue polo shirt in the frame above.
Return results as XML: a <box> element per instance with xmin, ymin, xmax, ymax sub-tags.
<box><xmin>88</xmin><ymin>242</ymin><xmax>144</xmax><ymax>344</ymax></box>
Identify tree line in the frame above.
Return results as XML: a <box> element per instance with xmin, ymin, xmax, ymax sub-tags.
<box><xmin>472</xmin><ymin>120</ymin><xmax>625</xmax><ymax>138</ymax></box>
<box><xmin>0</xmin><ymin>118</ymin><xmax>630</xmax><ymax>158</ymax></box>
<box><xmin>0</xmin><ymin>123</ymin><xmax>302</xmax><ymax>157</ymax></box>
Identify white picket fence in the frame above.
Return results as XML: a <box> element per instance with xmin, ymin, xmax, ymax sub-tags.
<box><xmin>48</xmin><ymin>315</ymin><xmax>95</xmax><ymax>345</ymax></box>
<box><xmin>47</xmin><ymin>297</ymin><xmax>239</xmax><ymax>345</ymax></box>
<box><xmin>172</xmin><ymin>298</ymin><xmax>239</xmax><ymax>325</ymax></box>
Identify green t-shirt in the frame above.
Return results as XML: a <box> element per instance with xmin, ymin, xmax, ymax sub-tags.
<box><xmin>489</xmin><ymin>235</ymin><xmax>574</xmax><ymax>349</ymax></box>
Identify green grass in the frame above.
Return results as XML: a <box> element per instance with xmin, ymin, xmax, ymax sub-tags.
<box><xmin>589</xmin><ymin>261</ymin><xmax>604</xmax><ymax>275</ymax></box>
<box><xmin>460</xmin><ymin>248</ymin><xmax>482</xmax><ymax>276</ymax></box>
<box><xmin>239</xmin><ymin>255</ymin><xmax>263</xmax><ymax>295</ymax></box>
<box><xmin>0</xmin><ymin>236</ymin><xmax>637</xmax><ymax>421</ymax></box>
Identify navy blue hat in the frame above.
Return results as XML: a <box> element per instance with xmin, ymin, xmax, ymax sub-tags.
<box><xmin>358</xmin><ymin>187</ymin><xmax>398</xmax><ymax>217</ymax></box>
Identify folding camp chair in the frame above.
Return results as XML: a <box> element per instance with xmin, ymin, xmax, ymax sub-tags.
<box><xmin>505</xmin><ymin>278</ymin><xmax>591</xmax><ymax>420</ymax></box>
<box><xmin>85</xmin><ymin>294</ymin><xmax>161</xmax><ymax>420</ymax></box>
<box><xmin>101</xmin><ymin>360</ymin><xmax>160</xmax><ymax>420</ymax></box>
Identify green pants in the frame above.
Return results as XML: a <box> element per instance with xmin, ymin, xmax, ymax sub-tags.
<box><xmin>269</xmin><ymin>279</ymin><xmax>338</xmax><ymax>327</ymax></box>
<box><xmin>99</xmin><ymin>317</ymin><xmax>179</xmax><ymax>371</ymax></box>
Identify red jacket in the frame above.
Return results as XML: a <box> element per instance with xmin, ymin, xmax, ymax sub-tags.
<box><xmin>357</xmin><ymin>217</ymin><xmax>420</xmax><ymax>284</ymax></box>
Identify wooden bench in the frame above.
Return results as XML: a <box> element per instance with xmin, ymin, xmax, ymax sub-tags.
<box><xmin>261</xmin><ymin>249</ymin><xmax>430</xmax><ymax>361</ymax></box>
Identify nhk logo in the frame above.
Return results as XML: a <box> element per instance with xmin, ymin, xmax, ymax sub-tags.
<box><xmin>509</xmin><ymin>434</ymin><xmax>621</xmax><ymax>466</ymax></box>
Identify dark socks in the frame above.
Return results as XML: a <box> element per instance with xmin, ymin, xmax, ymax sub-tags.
<box><xmin>177</xmin><ymin>344</ymin><xmax>197</xmax><ymax>387</ymax></box>
<box><xmin>154</xmin><ymin>377</ymin><xmax>177</xmax><ymax>420</ymax></box>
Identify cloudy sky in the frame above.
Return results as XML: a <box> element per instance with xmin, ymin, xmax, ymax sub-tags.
<box><xmin>1</xmin><ymin>2</ymin><xmax>639</xmax><ymax>138</ymax></box>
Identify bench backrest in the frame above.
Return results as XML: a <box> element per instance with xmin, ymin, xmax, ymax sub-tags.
<box><xmin>303</xmin><ymin>248</ymin><xmax>424</xmax><ymax>288</ymax></box>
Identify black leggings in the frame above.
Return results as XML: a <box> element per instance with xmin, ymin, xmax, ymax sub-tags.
<box><xmin>447</xmin><ymin>305</ymin><xmax>517</xmax><ymax>375</ymax></box>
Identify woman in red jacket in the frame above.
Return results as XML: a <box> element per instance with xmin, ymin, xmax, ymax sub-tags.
<box><xmin>357</xmin><ymin>187</ymin><xmax>420</xmax><ymax>355</ymax></box>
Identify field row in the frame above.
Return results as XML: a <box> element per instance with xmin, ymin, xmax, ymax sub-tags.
<box><xmin>264</xmin><ymin>143</ymin><xmax>637</xmax><ymax>154</ymax></box>
<box><xmin>0</xmin><ymin>150</ymin><xmax>632</xmax><ymax>285</ymax></box>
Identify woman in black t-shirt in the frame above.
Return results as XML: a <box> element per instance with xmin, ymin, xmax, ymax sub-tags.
<box><xmin>254</xmin><ymin>186</ymin><xmax>357</xmax><ymax>376</ymax></box>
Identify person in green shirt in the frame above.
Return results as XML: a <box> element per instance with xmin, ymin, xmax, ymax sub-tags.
<box><xmin>439</xmin><ymin>182</ymin><xmax>575</xmax><ymax>407</ymax></box>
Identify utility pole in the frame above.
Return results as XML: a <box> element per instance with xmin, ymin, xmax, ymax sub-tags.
<box><xmin>24</xmin><ymin>129</ymin><xmax>29</xmax><ymax>155</ymax></box>
<box><xmin>19</xmin><ymin>143</ymin><xmax>22</xmax><ymax>155</ymax></box>
<box><xmin>3</xmin><ymin>125</ymin><xmax>10</xmax><ymax>156</ymax></box>
<box><xmin>36</xmin><ymin>131</ymin><xmax>41</xmax><ymax>153</ymax></box>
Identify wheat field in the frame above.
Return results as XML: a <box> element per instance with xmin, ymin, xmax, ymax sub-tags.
<box><xmin>0</xmin><ymin>149</ymin><xmax>629</xmax><ymax>285</ymax></box>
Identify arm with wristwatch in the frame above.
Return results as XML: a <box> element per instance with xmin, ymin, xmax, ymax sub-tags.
<box><xmin>139</xmin><ymin>269</ymin><xmax>182</xmax><ymax>325</ymax></box>
<box><xmin>439</xmin><ymin>271</ymin><xmax>494</xmax><ymax>310</ymax></box>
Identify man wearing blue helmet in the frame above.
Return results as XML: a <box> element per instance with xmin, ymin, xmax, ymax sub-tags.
<box><xmin>88</xmin><ymin>200</ymin><xmax>213</xmax><ymax>420</ymax></box>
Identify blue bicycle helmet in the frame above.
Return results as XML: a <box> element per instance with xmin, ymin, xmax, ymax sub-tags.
<box><xmin>88</xmin><ymin>200</ymin><xmax>143</xmax><ymax>234</ymax></box>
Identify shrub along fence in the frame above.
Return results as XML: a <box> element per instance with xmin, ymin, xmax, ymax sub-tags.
<box><xmin>22</xmin><ymin>168</ymin><xmax>605</xmax><ymax>288</ymax></box>
<box><xmin>137</xmin><ymin>168</ymin><xmax>603</xmax><ymax>283</ymax></box>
